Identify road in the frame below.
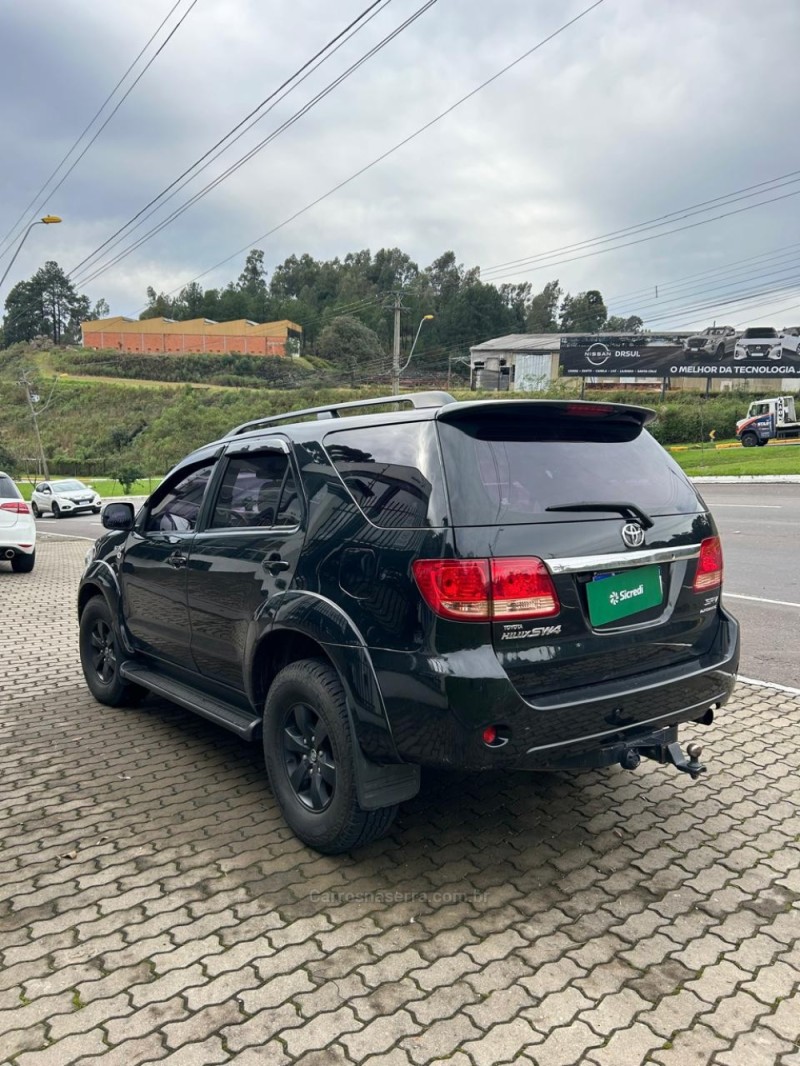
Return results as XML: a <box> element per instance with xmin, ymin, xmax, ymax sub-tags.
<box><xmin>34</xmin><ymin>484</ymin><xmax>800</xmax><ymax>689</ymax></box>
<box><xmin>699</xmin><ymin>483</ymin><xmax>800</xmax><ymax>690</ymax></box>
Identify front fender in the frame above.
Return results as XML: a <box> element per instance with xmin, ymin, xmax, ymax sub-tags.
<box><xmin>78</xmin><ymin>560</ymin><xmax>136</xmax><ymax>655</ymax></box>
<box><xmin>264</xmin><ymin>591</ymin><xmax>400</xmax><ymax>763</ymax></box>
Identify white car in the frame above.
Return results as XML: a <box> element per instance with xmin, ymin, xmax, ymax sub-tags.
<box><xmin>31</xmin><ymin>479</ymin><xmax>102</xmax><ymax>519</ymax></box>
<box><xmin>0</xmin><ymin>471</ymin><xmax>36</xmax><ymax>572</ymax></box>
<box><xmin>733</xmin><ymin>327</ymin><xmax>782</xmax><ymax>361</ymax></box>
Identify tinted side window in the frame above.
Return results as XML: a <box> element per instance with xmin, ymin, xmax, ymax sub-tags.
<box><xmin>145</xmin><ymin>464</ymin><xmax>213</xmax><ymax>533</ymax></box>
<box><xmin>0</xmin><ymin>476</ymin><xmax>21</xmax><ymax>499</ymax></box>
<box><xmin>209</xmin><ymin>452</ymin><xmax>300</xmax><ymax>529</ymax></box>
<box><xmin>323</xmin><ymin>421</ymin><xmax>446</xmax><ymax>528</ymax></box>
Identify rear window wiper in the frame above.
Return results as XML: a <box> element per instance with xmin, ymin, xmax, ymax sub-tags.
<box><xmin>545</xmin><ymin>501</ymin><xmax>654</xmax><ymax>529</ymax></box>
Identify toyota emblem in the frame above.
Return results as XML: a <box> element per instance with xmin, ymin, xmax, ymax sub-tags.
<box><xmin>621</xmin><ymin>522</ymin><xmax>645</xmax><ymax>548</ymax></box>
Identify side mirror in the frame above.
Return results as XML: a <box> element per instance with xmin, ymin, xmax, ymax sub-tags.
<box><xmin>102</xmin><ymin>502</ymin><xmax>135</xmax><ymax>531</ymax></box>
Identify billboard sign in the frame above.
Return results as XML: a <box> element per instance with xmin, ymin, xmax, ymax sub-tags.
<box><xmin>559</xmin><ymin>335</ymin><xmax>800</xmax><ymax>379</ymax></box>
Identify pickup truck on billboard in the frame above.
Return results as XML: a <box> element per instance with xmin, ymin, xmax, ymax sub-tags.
<box><xmin>684</xmin><ymin>326</ymin><xmax>737</xmax><ymax>358</ymax></box>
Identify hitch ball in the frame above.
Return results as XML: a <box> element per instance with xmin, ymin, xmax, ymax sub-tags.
<box><xmin>687</xmin><ymin>742</ymin><xmax>702</xmax><ymax>760</ymax></box>
<box><xmin>620</xmin><ymin>748</ymin><xmax>641</xmax><ymax>771</ymax></box>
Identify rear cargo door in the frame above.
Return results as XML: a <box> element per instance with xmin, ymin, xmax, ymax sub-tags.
<box><xmin>437</xmin><ymin>402</ymin><xmax>721</xmax><ymax>698</ymax></box>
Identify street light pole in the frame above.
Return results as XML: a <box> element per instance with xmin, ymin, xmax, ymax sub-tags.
<box><xmin>399</xmin><ymin>314</ymin><xmax>435</xmax><ymax>383</ymax></box>
<box><xmin>0</xmin><ymin>215</ymin><xmax>62</xmax><ymax>293</ymax></box>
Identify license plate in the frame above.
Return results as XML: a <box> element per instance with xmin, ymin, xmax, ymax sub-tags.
<box><xmin>586</xmin><ymin>565</ymin><xmax>663</xmax><ymax>626</ymax></box>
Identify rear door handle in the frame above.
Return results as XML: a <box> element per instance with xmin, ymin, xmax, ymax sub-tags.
<box><xmin>166</xmin><ymin>552</ymin><xmax>187</xmax><ymax>569</ymax></box>
<box><xmin>265</xmin><ymin>553</ymin><xmax>290</xmax><ymax>574</ymax></box>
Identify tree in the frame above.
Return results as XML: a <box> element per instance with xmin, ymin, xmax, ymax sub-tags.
<box><xmin>90</xmin><ymin>298</ymin><xmax>110</xmax><ymax>320</ymax></box>
<box><xmin>559</xmin><ymin>289</ymin><xmax>607</xmax><ymax>333</ymax></box>
<box><xmin>526</xmin><ymin>280</ymin><xmax>562</xmax><ymax>333</ymax></box>
<box><xmin>603</xmin><ymin>314</ymin><xmax>644</xmax><ymax>333</ymax></box>
<box><xmin>237</xmin><ymin>249</ymin><xmax>268</xmax><ymax>298</ymax></box>
<box><xmin>317</xmin><ymin>315</ymin><xmax>384</xmax><ymax>384</ymax></box>
<box><xmin>140</xmin><ymin>286</ymin><xmax>176</xmax><ymax>320</ymax></box>
<box><xmin>2</xmin><ymin>261</ymin><xmax>96</xmax><ymax>346</ymax></box>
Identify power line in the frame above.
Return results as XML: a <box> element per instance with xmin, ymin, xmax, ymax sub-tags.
<box><xmin>606</xmin><ymin>240</ymin><xmax>800</xmax><ymax>304</ymax></box>
<box><xmin>480</xmin><ymin>186</ymin><xmax>800</xmax><ymax>283</ymax></box>
<box><xmin>72</xmin><ymin>0</ymin><xmax>440</xmax><ymax>289</ymax></box>
<box><xmin>480</xmin><ymin>169</ymin><xmax>800</xmax><ymax>278</ymax></box>
<box><xmin>0</xmin><ymin>0</ymin><xmax>199</xmax><ymax>262</ymax></box>
<box><xmin>618</xmin><ymin>261</ymin><xmax>800</xmax><ymax>319</ymax></box>
<box><xmin>69</xmin><ymin>0</ymin><xmax>393</xmax><ymax>280</ymax></box>
<box><xmin>106</xmin><ymin>0</ymin><xmax>607</xmax><ymax>304</ymax></box>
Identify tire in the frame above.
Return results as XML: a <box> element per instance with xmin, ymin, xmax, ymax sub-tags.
<box><xmin>31</xmin><ymin>501</ymin><xmax>40</xmax><ymax>518</ymax></box>
<box><xmin>757</xmin><ymin>438</ymin><xmax>768</xmax><ymax>446</ymax></box>
<box><xmin>93</xmin><ymin>506</ymin><xmax>101</xmax><ymax>514</ymax></box>
<box><xmin>11</xmin><ymin>551</ymin><xmax>35</xmax><ymax>573</ymax></box>
<box><xmin>79</xmin><ymin>597</ymin><xmax>143</xmax><ymax>707</ymax></box>
<box><xmin>52</xmin><ymin>502</ymin><xmax>61</xmax><ymax>519</ymax></box>
<box><xmin>741</xmin><ymin>432</ymin><xmax>758</xmax><ymax>448</ymax></box>
<box><xmin>263</xmin><ymin>659</ymin><xmax>397</xmax><ymax>854</ymax></box>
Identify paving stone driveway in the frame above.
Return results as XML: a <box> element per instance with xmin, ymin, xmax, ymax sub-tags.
<box><xmin>1</xmin><ymin>540</ymin><xmax>798</xmax><ymax>1066</ymax></box>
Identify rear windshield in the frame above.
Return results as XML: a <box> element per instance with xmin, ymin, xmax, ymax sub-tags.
<box><xmin>0</xmin><ymin>476</ymin><xmax>21</xmax><ymax>499</ymax></box>
<box><xmin>438</xmin><ymin>416</ymin><xmax>701</xmax><ymax>525</ymax></box>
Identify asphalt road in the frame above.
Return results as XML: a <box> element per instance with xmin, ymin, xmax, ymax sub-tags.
<box><xmin>35</xmin><ymin>483</ymin><xmax>800</xmax><ymax>689</ymax></box>
<box><xmin>699</xmin><ymin>483</ymin><xmax>800</xmax><ymax>690</ymax></box>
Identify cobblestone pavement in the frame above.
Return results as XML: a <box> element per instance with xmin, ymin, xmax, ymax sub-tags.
<box><xmin>1</xmin><ymin>540</ymin><xmax>798</xmax><ymax>1066</ymax></box>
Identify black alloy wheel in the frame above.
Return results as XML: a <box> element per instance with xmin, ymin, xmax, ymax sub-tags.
<box><xmin>79</xmin><ymin>597</ymin><xmax>143</xmax><ymax>707</ymax></box>
<box><xmin>263</xmin><ymin>659</ymin><xmax>397</xmax><ymax>853</ymax></box>
<box><xmin>89</xmin><ymin>616</ymin><xmax>117</xmax><ymax>684</ymax></box>
<box><xmin>281</xmin><ymin>702</ymin><xmax>337</xmax><ymax>811</ymax></box>
<box><xmin>52</xmin><ymin>502</ymin><xmax>61</xmax><ymax>518</ymax></box>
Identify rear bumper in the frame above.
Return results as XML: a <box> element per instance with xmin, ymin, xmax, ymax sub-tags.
<box><xmin>374</xmin><ymin>610</ymin><xmax>740</xmax><ymax>771</ymax></box>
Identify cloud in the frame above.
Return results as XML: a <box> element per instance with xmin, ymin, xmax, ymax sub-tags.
<box><xmin>1</xmin><ymin>0</ymin><xmax>798</xmax><ymax>328</ymax></box>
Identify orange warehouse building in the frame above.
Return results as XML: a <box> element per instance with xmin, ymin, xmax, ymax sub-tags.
<box><xmin>80</xmin><ymin>316</ymin><xmax>303</xmax><ymax>356</ymax></box>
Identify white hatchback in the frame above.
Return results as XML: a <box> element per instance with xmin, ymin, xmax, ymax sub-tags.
<box><xmin>31</xmin><ymin>479</ymin><xmax>101</xmax><ymax>519</ymax></box>
<box><xmin>0</xmin><ymin>472</ymin><xmax>36</xmax><ymax>572</ymax></box>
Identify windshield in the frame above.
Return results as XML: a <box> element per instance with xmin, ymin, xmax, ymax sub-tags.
<box><xmin>52</xmin><ymin>480</ymin><xmax>88</xmax><ymax>492</ymax></box>
<box><xmin>742</xmin><ymin>327</ymin><xmax>777</xmax><ymax>338</ymax></box>
<box><xmin>438</xmin><ymin>417</ymin><xmax>701</xmax><ymax>525</ymax></box>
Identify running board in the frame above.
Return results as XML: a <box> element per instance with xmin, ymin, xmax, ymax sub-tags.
<box><xmin>120</xmin><ymin>662</ymin><xmax>262</xmax><ymax>740</ymax></box>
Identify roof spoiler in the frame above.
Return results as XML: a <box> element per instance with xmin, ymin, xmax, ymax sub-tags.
<box><xmin>436</xmin><ymin>399</ymin><xmax>656</xmax><ymax>427</ymax></box>
<box><xmin>227</xmin><ymin>391</ymin><xmax>456</xmax><ymax>437</ymax></box>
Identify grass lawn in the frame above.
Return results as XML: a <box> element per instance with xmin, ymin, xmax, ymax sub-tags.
<box><xmin>670</xmin><ymin>441</ymin><xmax>800</xmax><ymax>477</ymax></box>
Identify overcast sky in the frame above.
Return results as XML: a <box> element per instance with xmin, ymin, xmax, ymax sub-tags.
<box><xmin>1</xmin><ymin>0</ymin><xmax>799</xmax><ymax>329</ymax></box>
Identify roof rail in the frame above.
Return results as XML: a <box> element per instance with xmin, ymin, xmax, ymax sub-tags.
<box><xmin>227</xmin><ymin>391</ymin><xmax>456</xmax><ymax>437</ymax></box>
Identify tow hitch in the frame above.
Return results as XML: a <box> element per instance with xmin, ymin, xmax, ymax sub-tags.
<box><xmin>634</xmin><ymin>738</ymin><xmax>707</xmax><ymax>780</ymax></box>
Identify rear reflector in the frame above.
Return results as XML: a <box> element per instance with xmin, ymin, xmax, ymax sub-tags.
<box><xmin>693</xmin><ymin>536</ymin><xmax>723</xmax><ymax>591</ymax></box>
<box><xmin>412</xmin><ymin>557</ymin><xmax>560</xmax><ymax>622</ymax></box>
<box><xmin>0</xmin><ymin>501</ymin><xmax>30</xmax><ymax>514</ymax></box>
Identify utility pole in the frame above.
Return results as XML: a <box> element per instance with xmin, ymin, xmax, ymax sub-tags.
<box><xmin>389</xmin><ymin>292</ymin><xmax>404</xmax><ymax>394</ymax></box>
<box><xmin>18</xmin><ymin>371</ymin><xmax>56</xmax><ymax>478</ymax></box>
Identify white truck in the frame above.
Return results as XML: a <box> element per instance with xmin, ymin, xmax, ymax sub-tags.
<box><xmin>735</xmin><ymin>395</ymin><xmax>800</xmax><ymax>446</ymax></box>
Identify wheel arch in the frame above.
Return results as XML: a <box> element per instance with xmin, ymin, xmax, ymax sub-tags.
<box><xmin>250</xmin><ymin>596</ymin><xmax>400</xmax><ymax>764</ymax></box>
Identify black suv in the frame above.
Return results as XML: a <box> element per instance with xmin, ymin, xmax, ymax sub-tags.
<box><xmin>78</xmin><ymin>393</ymin><xmax>740</xmax><ymax>853</ymax></box>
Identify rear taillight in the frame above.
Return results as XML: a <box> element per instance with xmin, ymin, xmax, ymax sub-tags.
<box><xmin>0</xmin><ymin>501</ymin><xmax>30</xmax><ymax>514</ymax></box>
<box><xmin>412</xmin><ymin>559</ymin><xmax>491</xmax><ymax>620</ymax></box>
<box><xmin>490</xmin><ymin>558</ymin><xmax>559</xmax><ymax>620</ymax></box>
<box><xmin>693</xmin><ymin>536</ymin><xmax>723</xmax><ymax>591</ymax></box>
<box><xmin>412</xmin><ymin>557</ymin><xmax>560</xmax><ymax>622</ymax></box>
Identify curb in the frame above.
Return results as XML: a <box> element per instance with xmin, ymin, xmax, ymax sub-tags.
<box><xmin>691</xmin><ymin>475</ymin><xmax>800</xmax><ymax>483</ymax></box>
